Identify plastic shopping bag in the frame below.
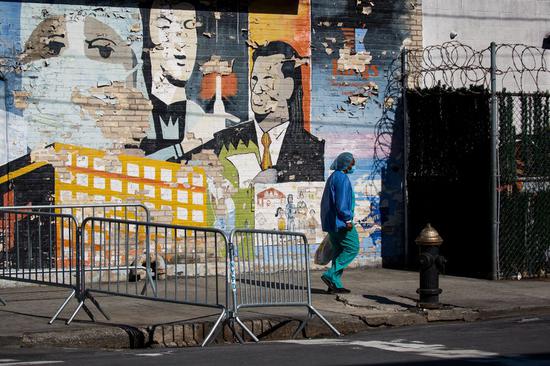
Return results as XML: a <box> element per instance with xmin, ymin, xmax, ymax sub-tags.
<box><xmin>314</xmin><ymin>234</ymin><xmax>334</xmax><ymax>265</ymax></box>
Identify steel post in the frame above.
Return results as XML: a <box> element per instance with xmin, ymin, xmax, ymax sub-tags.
<box><xmin>402</xmin><ymin>48</ymin><xmax>410</xmax><ymax>269</ymax></box>
<box><xmin>490</xmin><ymin>42</ymin><xmax>499</xmax><ymax>280</ymax></box>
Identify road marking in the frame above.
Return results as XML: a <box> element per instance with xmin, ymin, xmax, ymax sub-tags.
<box><xmin>280</xmin><ymin>339</ymin><xmax>499</xmax><ymax>359</ymax></box>
<box><xmin>517</xmin><ymin>318</ymin><xmax>541</xmax><ymax>323</ymax></box>
<box><xmin>0</xmin><ymin>362</ymin><xmax>64</xmax><ymax>366</ymax></box>
<box><xmin>134</xmin><ymin>352</ymin><xmax>173</xmax><ymax>357</ymax></box>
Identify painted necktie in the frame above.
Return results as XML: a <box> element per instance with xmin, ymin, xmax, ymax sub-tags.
<box><xmin>261</xmin><ymin>132</ymin><xmax>273</xmax><ymax>170</ymax></box>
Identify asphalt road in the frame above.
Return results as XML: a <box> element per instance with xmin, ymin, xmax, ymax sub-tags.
<box><xmin>1</xmin><ymin>315</ymin><xmax>549</xmax><ymax>366</ymax></box>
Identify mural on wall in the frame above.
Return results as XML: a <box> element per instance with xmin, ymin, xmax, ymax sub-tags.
<box><xmin>310</xmin><ymin>0</ymin><xmax>412</xmax><ymax>262</ymax></box>
<box><xmin>139</xmin><ymin>1</ymin><xmax>248</xmax><ymax>161</ymax></box>
<box><xmin>0</xmin><ymin>0</ymin><xmax>415</xmax><ymax>266</ymax></box>
<box><xmin>18</xmin><ymin>4</ymin><xmax>147</xmax><ymax>152</ymax></box>
<box><xmin>187</xmin><ymin>41</ymin><xmax>325</xmax><ymax>185</ymax></box>
<box><xmin>255</xmin><ymin>182</ymin><xmax>324</xmax><ymax>243</ymax></box>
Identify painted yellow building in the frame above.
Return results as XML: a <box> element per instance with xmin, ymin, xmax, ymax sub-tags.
<box><xmin>53</xmin><ymin>143</ymin><xmax>207</xmax><ymax>227</ymax></box>
<box><xmin>49</xmin><ymin>144</ymin><xmax>209</xmax><ymax>267</ymax></box>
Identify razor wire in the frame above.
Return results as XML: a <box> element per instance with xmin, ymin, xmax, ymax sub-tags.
<box><xmin>372</xmin><ymin>41</ymin><xmax>550</xmax><ymax>177</ymax></box>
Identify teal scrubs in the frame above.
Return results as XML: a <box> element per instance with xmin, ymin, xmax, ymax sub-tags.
<box><xmin>322</xmin><ymin>193</ymin><xmax>360</xmax><ymax>288</ymax></box>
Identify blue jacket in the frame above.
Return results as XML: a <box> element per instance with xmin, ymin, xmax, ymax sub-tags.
<box><xmin>321</xmin><ymin>170</ymin><xmax>354</xmax><ymax>233</ymax></box>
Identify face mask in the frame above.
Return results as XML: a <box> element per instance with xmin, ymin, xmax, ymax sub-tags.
<box><xmin>346</xmin><ymin>166</ymin><xmax>356</xmax><ymax>174</ymax></box>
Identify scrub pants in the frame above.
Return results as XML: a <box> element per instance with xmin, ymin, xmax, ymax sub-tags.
<box><xmin>322</xmin><ymin>226</ymin><xmax>360</xmax><ymax>288</ymax></box>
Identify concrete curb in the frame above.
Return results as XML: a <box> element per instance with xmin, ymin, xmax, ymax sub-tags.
<box><xmin>21</xmin><ymin>326</ymin><xmax>148</xmax><ymax>349</ymax></box>
<box><xmin>19</xmin><ymin>305</ymin><xmax>550</xmax><ymax>349</ymax></box>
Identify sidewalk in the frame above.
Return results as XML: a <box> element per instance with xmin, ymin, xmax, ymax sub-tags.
<box><xmin>1</xmin><ymin>268</ymin><xmax>549</xmax><ymax>348</ymax></box>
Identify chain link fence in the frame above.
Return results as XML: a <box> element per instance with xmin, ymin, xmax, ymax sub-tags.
<box><xmin>497</xmin><ymin>92</ymin><xmax>550</xmax><ymax>279</ymax></box>
<box><xmin>373</xmin><ymin>41</ymin><xmax>550</xmax><ymax>279</ymax></box>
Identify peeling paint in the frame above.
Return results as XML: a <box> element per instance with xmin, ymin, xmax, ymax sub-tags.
<box><xmin>12</xmin><ymin>90</ymin><xmax>31</xmax><ymax>109</ymax></box>
<box><xmin>337</xmin><ymin>49</ymin><xmax>373</xmax><ymax>73</ymax></box>
<box><xmin>130</xmin><ymin>23</ymin><xmax>141</xmax><ymax>32</ymax></box>
<box><xmin>71</xmin><ymin>82</ymin><xmax>152</xmax><ymax>146</ymax></box>
<box><xmin>349</xmin><ymin>94</ymin><xmax>368</xmax><ymax>107</ymax></box>
<box><xmin>200</xmin><ymin>56</ymin><xmax>233</xmax><ymax>75</ymax></box>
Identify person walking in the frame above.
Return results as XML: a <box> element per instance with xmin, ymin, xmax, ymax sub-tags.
<box><xmin>320</xmin><ymin>152</ymin><xmax>360</xmax><ymax>294</ymax></box>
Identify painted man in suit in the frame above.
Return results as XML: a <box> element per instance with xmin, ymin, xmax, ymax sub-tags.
<box><xmin>187</xmin><ymin>41</ymin><xmax>325</xmax><ymax>186</ymax></box>
<box><xmin>139</xmin><ymin>1</ymin><xmax>233</xmax><ymax>161</ymax></box>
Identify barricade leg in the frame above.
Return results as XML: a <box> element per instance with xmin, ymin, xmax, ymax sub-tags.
<box><xmin>201</xmin><ymin>309</ymin><xmax>227</xmax><ymax>347</ymax></box>
<box><xmin>235</xmin><ymin>315</ymin><xmax>259</xmax><ymax>342</ymax></box>
<box><xmin>226</xmin><ymin>317</ymin><xmax>245</xmax><ymax>344</ymax></box>
<box><xmin>49</xmin><ymin>288</ymin><xmax>76</xmax><ymax>324</ymax></box>
<box><xmin>0</xmin><ymin>296</ymin><xmax>6</xmax><ymax>306</ymax></box>
<box><xmin>292</xmin><ymin>308</ymin><xmax>314</xmax><ymax>339</ymax></box>
<box><xmin>141</xmin><ymin>268</ymin><xmax>157</xmax><ymax>297</ymax></box>
<box><xmin>66</xmin><ymin>299</ymin><xmax>86</xmax><ymax>325</ymax></box>
<box><xmin>81</xmin><ymin>303</ymin><xmax>96</xmax><ymax>323</ymax></box>
<box><xmin>86</xmin><ymin>292</ymin><xmax>110</xmax><ymax>320</ymax></box>
<box><xmin>65</xmin><ymin>291</ymin><xmax>108</xmax><ymax>325</ymax></box>
<box><xmin>307</xmin><ymin>305</ymin><xmax>341</xmax><ymax>337</ymax></box>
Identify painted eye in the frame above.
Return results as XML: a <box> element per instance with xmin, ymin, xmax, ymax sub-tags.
<box><xmin>183</xmin><ymin>19</ymin><xmax>196</xmax><ymax>30</ymax></box>
<box><xmin>46</xmin><ymin>40</ymin><xmax>65</xmax><ymax>56</ymax></box>
<box><xmin>86</xmin><ymin>38</ymin><xmax>116</xmax><ymax>59</ymax></box>
<box><xmin>96</xmin><ymin>45</ymin><xmax>114</xmax><ymax>58</ymax></box>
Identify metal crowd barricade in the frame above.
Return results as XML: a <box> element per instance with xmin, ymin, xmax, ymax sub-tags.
<box><xmin>14</xmin><ymin>203</ymin><xmax>151</xmax><ymax>225</ymax></box>
<box><xmin>0</xmin><ymin>203</ymin><xmax>151</xmax><ymax>324</ymax></box>
<box><xmin>0</xmin><ymin>209</ymin><xmax>84</xmax><ymax>323</ymax></box>
<box><xmin>77</xmin><ymin>217</ymin><xmax>229</xmax><ymax>346</ymax></box>
<box><xmin>229</xmin><ymin>229</ymin><xmax>340</xmax><ymax>341</ymax></box>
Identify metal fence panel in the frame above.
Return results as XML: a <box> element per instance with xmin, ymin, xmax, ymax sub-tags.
<box><xmin>0</xmin><ymin>210</ymin><xmax>80</xmax><ymax>288</ymax></box>
<box><xmin>229</xmin><ymin>229</ymin><xmax>340</xmax><ymax>341</ymax></box>
<box><xmin>1</xmin><ymin>204</ymin><xmax>150</xmax><ymax>225</ymax></box>
<box><xmin>231</xmin><ymin>229</ymin><xmax>310</xmax><ymax>308</ymax></box>
<box><xmin>80</xmin><ymin>217</ymin><xmax>228</xmax><ymax>308</ymax></box>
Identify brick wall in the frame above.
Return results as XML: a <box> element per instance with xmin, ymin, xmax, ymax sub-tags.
<box><xmin>0</xmin><ymin>0</ymin><xmax>416</xmax><ymax>267</ymax></box>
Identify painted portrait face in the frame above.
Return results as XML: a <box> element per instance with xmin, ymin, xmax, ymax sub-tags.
<box><xmin>250</xmin><ymin>54</ymin><xmax>294</xmax><ymax>118</ymax></box>
<box><xmin>21</xmin><ymin>14</ymin><xmax>137</xmax><ymax>72</ymax></box>
<box><xmin>149</xmin><ymin>1</ymin><xmax>198</xmax><ymax>85</ymax></box>
<box><xmin>19</xmin><ymin>5</ymin><xmax>144</xmax><ymax>150</ymax></box>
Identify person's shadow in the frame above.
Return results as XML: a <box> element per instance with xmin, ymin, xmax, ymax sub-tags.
<box><xmin>363</xmin><ymin>294</ymin><xmax>415</xmax><ymax>309</ymax></box>
<box><xmin>311</xmin><ymin>287</ymin><xmax>332</xmax><ymax>294</ymax></box>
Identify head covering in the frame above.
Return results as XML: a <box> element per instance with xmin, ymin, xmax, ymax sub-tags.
<box><xmin>330</xmin><ymin>152</ymin><xmax>354</xmax><ymax>171</ymax></box>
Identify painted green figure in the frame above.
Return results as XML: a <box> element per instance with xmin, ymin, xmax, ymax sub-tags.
<box><xmin>320</xmin><ymin>152</ymin><xmax>360</xmax><ymax>293</ymax></box>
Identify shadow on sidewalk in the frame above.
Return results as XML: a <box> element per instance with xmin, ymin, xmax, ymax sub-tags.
<box><xmin>362</xmin><ymin>295</ymin><xmax>416</xmax><ymax>309</ymax></box>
